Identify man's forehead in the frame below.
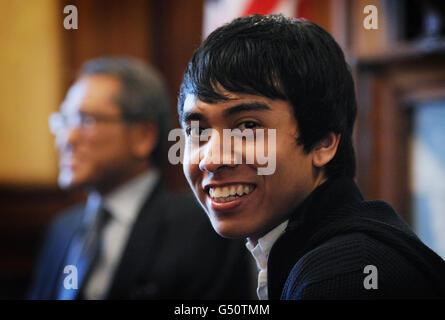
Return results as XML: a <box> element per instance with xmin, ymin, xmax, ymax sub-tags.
<box><xmin>61</xmin><ymin>80</ymin><xmax>88</xmax><ymax>114</ymax></box>
<box><xmin>183</xmin><ymin>93</ymin><xmax>234</xmax><ymax>110</ymax></box>
<box><xmin>61</xmin><ymin>76</ymin><xmax>120</xmax><ymax>114</ymax></box>
<box><xmin>182</xmin><ymin>91</ymin><xmax>264</xmax><ymax>113</ymax></box>
<box><xmin>182</xmin><ymin>92</ymin><xmax>283</xmax><ymax>117</ymax></box>
<box><xmin>183</xmin><ymin>94</ymin><xmax>199</xmax><ymax>114</ymax></box>
<box><xmin>182</xmin><ymin>93</ymin><xmax>244</xmax><ymax>123</ymax></box>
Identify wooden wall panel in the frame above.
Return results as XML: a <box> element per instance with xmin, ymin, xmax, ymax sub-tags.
<box><xmin>0</xmin><ymin>0</ymin><xmax>64</xmax><ymax>186</ymax></box>
<box><xmin>356</xmin><ymin>56</ymin><xmax>445</xmax><ymax>222</ymax></box>
<box><xmin>350</xmin><ymin>0</ymin><xmax>389</xmax><ymax>57</ymax></box>
<box><xmin>149</xmin><ymin>0</ymin><xmax>204</xmax><ymax>190</ymax></box>
<box><xmin>61</xmin><ymin>0</ymin><xmax>153</xmax><ymax>84</ymax></box>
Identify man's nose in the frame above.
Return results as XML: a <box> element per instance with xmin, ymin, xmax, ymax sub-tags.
<box><xmin>198</xmin><ymin>130</ymin><xmax>236</xmax><ymax>173</ymax></box>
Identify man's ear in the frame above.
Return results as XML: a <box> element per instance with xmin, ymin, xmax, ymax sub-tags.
<box><xmin>312</xmin><ymin>133</ymin><xmax>341</xmax><ymax>168</ymax></box>
<box><xmin>129</xmin><ymin>121</ymin><xmax>158</xmax><ymax>160</ymax></box>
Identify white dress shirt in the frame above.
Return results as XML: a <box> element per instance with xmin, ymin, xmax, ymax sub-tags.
<box><xmin>83</xmin><ymin>169</ymin><xmax>160</xmax><ymax>300</ymax></box>
<box><xmin>246</xmin><ymin>220</ymin><xmax>289</xmax><ymax>300</ymax></box>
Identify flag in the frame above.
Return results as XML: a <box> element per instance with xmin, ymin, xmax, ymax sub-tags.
<box><xmin>203</xmin><ymin>0</ymin><xmax>311</xmax><ymax>38</ymax></box>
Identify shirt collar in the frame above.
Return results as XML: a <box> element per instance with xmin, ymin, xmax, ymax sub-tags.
<box><xmin>246</xmin><ymin>220</ymin><xmax>289</xmax><ymax>270</ymax></box>
<box><xmin>101</xmin><ymin>169</ymin><xmax>160</xmax><ymax>225</ymax></box>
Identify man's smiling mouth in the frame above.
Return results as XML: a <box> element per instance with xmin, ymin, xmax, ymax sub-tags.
<box><xmin>208</xmin><ymin>184</ymin><xmax>255</xmax><ymax>203</ymax></box>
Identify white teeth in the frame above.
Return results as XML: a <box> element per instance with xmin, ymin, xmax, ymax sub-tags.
<box><xmin>216</xmin><ymin>195</ymin><xmax>238</xmax><ymax>203</ymax></box>
<box><xmin>208</xmin><ymin>184</ymin><xmax>255</xmax><ymax>200</ymax></box>
<box><xmin>236</xmin><ymin>185</ymin><xmax>244</xmax><ymax>196</ymax></box>
<box><xmin>222</xmin><ymin>186</ymin><xmax>229</xmax><ymax>197</ymax></box>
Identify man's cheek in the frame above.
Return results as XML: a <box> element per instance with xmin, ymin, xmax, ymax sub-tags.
<box><xmin>182</xmin><ymin>153</ymin><xmax>193</xmax><ymax>180</ymax></box>
<box><xmin>182</xmin><ymin>162</ymin><xmax>198</xmax><ymax>195</ymax></box>
<box><xmin>252</xmin><ymin>129</ymin><xmax>277</xmax><ymax>176</ymax></box>
<box><xmin>184</xmin><ymin>168</ymin><xmax>194</xmax><ymax>189</ymax></box>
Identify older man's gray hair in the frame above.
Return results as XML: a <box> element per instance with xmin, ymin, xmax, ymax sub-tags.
<box><xmin>80</xmin><ymin>57</ymin><xmax>171</xmax><ymax>168</ymax></box>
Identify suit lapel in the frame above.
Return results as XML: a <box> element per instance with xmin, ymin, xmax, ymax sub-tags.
<box><xmin>106</xmin><ymin>182</ymin><xmax>167</xmax><ymax>298</ymax></box>
<box><xmin>51</xmin><ymin>206</ymin><xmax>87</xmax><ymax>299</ymax></box>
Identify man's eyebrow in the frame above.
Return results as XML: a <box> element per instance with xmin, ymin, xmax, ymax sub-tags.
<box><xmin>222</xmin><ymin>102</ymin><xmax>271</xmax><ymax>117</ymax></box>
<box><xmin>181</xmin><ymin>102</ymin><xmax>271</xmax><ymax>124</ymax></box>
<box><xmin>181</xmin><ymin>111</ymin><xmax>206</xmax><ymax>124</ymax></box>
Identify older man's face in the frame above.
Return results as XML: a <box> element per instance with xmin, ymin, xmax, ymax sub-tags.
<box><xmin>53</xmin><ymin>75</ymin><xmax>139</xmax><ymax>193</ymax></box>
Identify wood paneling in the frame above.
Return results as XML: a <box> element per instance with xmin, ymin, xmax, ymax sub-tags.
<box><xmin>0</xmin><ymin>0</ymin><xmax>64</xmax><ymax>186</ymax></box>
<box><xmin>350</xmin><ymin>0</ymin><xmax>389</xmax><ymax>57</ymax></box>
<box><xmin>149</xmin><ymin>0</ymin><xmax>204</xmax><ymax>191</ymax></box>
<box><xmin>62</xmin><ymin>0</ymin><xmax>152</xmax><ymax>84</ymax></box>
<box><xmin>356</xmin><ymin>55</ymin><xmax>445</xmax><ymax>222</ymax></box>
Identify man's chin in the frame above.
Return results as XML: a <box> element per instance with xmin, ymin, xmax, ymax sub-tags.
<box><xmin>211</xmin><ymin>220</ymin><xmax>252</xmax><ymax>240</ymax></box>
<box><xmin>57</xmin><ymin>170</ymin><xmax>89</xmax><ymax>191</ymax></box>
<box><xmin>57</xmin><ymin>168</ymin><xmax>74</xmax><ymax>189</ymax></box>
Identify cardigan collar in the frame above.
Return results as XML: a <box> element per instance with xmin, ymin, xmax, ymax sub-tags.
<box><xmin>287</xmin><ymin>177</ymin><xmax>364</xmax><ymax>231</ymax></box>
<box><xmin>267</xmin><ymin>177</ymin><xmax>364</xmax><ymax>299</ymax></box>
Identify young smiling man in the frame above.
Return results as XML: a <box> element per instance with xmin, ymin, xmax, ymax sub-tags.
<box><xmin>178</xmin><ymin>15</ymin><xmax>445</xmax><ymax>299</ymax></box>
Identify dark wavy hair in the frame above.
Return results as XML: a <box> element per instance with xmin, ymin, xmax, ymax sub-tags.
<box><xmin>178</xmin><ymin>14</ymin><xmax>357</xmax><ymax>178</ymax></box>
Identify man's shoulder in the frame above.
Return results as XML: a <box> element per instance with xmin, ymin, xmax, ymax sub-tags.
<box><xmin>135</xmin><ymin>188</ymin><xmax>219</xmax><ymax>245</ymax></box>
<box><xmin>282</xmin><ymin>231</ymin><xmax>440</xmax><ymax>299</ymax></box>
<box><xmin>143</xmin><ymin>188</ymin><xmax>205</xmax><ymax>221</ymax></box>
<box><xmin>33</xmin><ymin>203</ymin><xmax>85</xmax><ymax>270</ymax></box>
<box><xmin>127</xmin><ymin>189</ymin><xmax>251</xmax><ymax>299</ymax></box>
<box><xmin>283</xmin><ymin>232</ymin><xmax>368</xmax><ymax>291</ymax></box>
<box><xmin>287</xmin><ymin>198</ymin><xmax>430</xmax><ymax>281</ymax></box>
<box><xmin>49</xmin><ymin>203</ymin><xmax>85</xmax><ymax>230</ymax></box>
<box><xmin>161</xmin><ymin>190</ymin><xmax>202</xmax><ymax>212</ymax></box>
<box><xmin>39</xmin><ymin>203</ymin><xmax>86</xmax><ymax>247</ymax></box>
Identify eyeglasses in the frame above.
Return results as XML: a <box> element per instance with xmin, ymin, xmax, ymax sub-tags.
<box><xmin>48</xmin><ymin>111</ymin><xmax>123</xmax><ymax>135</ymax></box>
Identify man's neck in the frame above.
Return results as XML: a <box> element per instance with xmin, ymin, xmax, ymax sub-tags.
<box><xmin>247</xmin><ymin>174</ymin><xmax>328</xmax><ymax>246</ymax></box>
<box><xmin>95</xmin><ymin>164</ymin><xmax>152</xmax><ymax>197</ymax></box>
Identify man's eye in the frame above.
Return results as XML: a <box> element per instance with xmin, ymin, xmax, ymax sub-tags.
<box><xmin>185</xmin><ymin>126</ymin><xmax>205</xmax><ymax>137</ymax></box>
<box><xmin>80</xmin><ymin>114</ymin><xmax>96</xmax><ymax>126</ymax></box>
<box><xmin>238</xmin><ymin>121</ymin><xmax>260</xmax><ymax>131</ymax></box>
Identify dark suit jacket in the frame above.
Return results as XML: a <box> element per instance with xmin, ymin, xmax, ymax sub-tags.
<box><xmin>28</xmin><ymin>183</ymin><xmax>252</xmax><ymax>299</ymax></box>
<box><xmin>267</xmin><ymin>177</ymin><xmax>445</xmax><ymax>300</ymax></box>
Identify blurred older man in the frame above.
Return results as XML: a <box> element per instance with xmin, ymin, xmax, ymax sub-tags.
<box><xmin>29</xmin><ymin>57</ymin><xmax>252</xmax><ymax>300</ymax></box>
